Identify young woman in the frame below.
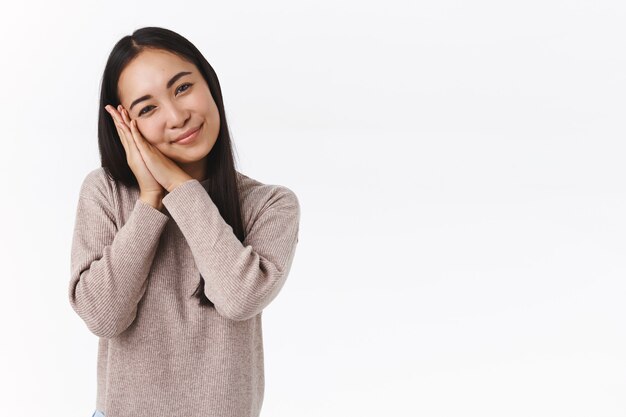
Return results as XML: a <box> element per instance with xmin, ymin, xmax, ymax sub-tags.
<box><xmin>68</xmin><ymin>27</ymin><xmax>300</xmax><ymax>417</ymax></box>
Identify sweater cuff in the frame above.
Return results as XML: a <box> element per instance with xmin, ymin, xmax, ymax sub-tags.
<box><xmin>131</xmin><ymin>198</ymin><xmax>170</xmax><ymax>231</ymax></box>
<box><xmin>161</xmin><ymin>179</ymin><xmax>224</xmax><ymax>243</ymax></box>
<box><xmin>162</xmin><ymin>179</ymin><xmax>205</xmax><ymax>210</ymax></box>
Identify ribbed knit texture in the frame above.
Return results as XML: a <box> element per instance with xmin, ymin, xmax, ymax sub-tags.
<box><xmin>69</xmin><ymin>167</ymin><xmax>300</xmax><ymax>417</ymax></box>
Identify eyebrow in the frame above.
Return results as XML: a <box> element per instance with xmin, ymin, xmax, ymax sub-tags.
<box><xmin>128</xmin><ymin>71</ymin><xmax>192</xmax><ymax>111</ymax></box>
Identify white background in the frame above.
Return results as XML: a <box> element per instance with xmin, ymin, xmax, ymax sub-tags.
<box><xmin>0</xmin><ymin>0</ymin><xmax>625</xmax><ymax>416</ymax></box>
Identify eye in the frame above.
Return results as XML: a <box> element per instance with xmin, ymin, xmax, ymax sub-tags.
<box><xmin>138</xmin><ymin>83</ymin><xmax>194</xmax><ymax>117</ymax></box>
<box><xmin>176</xmin><ymin>82</ymin><xmax>193</xmax><ymax>94</ymax></box>
<box><xmin>139</xmin><ymin>105</ymin><xmax>154</xmax><ymax>116</ymax></box>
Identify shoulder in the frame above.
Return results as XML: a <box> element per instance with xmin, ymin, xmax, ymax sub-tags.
<box><xmin>78</xmin><ymin>167</ymin><xmax>121</xmax><ymax>203</ymax></box>
<box><xmin>236</xmin><ymin>171</ymin><xmax>300</xmax><ymax>216</ymax></box>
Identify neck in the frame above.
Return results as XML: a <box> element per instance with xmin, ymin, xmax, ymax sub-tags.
<box><xmin>177</xmin><ymin>159</ymin><xmax>207</xmax><ymax>182</ymax></box>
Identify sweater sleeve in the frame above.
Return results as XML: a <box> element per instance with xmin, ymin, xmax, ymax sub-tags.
<box><xmin>68</xmin><ymin>173</ymin><xmax>170</xmax><ymax>338</ymax></box>
<box><xmin>161</xmin><ymin>179</ymin><xmax>300</xmax><ymax>321</ymax></box>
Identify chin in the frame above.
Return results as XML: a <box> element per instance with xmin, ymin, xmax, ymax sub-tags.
<box><xmin>172</xmin><ymin>146</ymin><xmax>213</xmax><ymax>164</ymax></box>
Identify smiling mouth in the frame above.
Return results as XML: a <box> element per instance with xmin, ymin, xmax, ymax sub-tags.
<box><xmin>172</xmin><ymin>124</ymin><xmax>203</xmax><ymax>144</ymax></box>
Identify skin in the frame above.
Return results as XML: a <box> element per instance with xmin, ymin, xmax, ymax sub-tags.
<box><xmin>104</xmin><ymin>48</ymin><xmax>221</xmax><ymax>210</ymax></box>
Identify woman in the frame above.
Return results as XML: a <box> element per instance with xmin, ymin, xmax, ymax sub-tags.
<box><xmin>68</xmin><ymin>26</ymin><xmax>300</xmax><ymax>417</ymax></box>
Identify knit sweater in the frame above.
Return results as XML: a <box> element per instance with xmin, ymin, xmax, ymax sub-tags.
<box><xmin>69</xmin><ymin>167</ymin><xmax>300</xmax><ymax>417</ymax></box>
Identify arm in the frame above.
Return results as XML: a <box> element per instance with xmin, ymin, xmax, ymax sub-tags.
<box><xmin>68</xmin><ymin>180</ymin><xmax>170</xmax><ymax>338</ymax></box>
<box><xmin>161</xmin><ymin>179</ymin><xmax>300</xmax><ymax>321</ymax></box>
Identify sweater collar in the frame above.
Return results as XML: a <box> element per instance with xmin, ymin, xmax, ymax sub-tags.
<box><xmin>198</xmin><ymin>171</ymin><xmax>241</xmax><ymax>190</ymax></box>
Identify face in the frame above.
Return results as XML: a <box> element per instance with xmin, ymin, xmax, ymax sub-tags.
<box><xmin>117</xmin><ymin>48</ymin><xmax>220</xmax><ymax>172</ymax></box>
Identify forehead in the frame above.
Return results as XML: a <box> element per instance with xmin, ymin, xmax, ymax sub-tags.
<box><xmin>118</xmin><ymin>49</ymin><xmax>196</xmax><ymax>102</ymax></box>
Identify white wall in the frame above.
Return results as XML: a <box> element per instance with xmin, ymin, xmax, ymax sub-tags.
<box><xmin>0</xmin><ymin>0</ymin><xmax>624</xmax><ymax>416</ymax></box>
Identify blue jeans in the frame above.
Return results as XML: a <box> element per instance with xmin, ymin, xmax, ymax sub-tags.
<box><xmin>91</xmin><ymin>411</ymin><xmax>105</xmax><ymax>417</ymax></box>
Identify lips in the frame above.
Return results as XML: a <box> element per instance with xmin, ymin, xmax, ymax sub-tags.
<box><xmin>172</xmin><ymin>124</ymin><xmax>202</xmax><ymax>143</ymax></box>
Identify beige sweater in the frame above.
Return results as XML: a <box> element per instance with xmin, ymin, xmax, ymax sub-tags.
<box><xmin>69</xmin><ymin>167</ymin><xmax>300</xmax><ymax>417</ymax></box>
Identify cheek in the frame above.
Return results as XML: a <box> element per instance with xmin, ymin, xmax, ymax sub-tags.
<box><xmin>198</xmin><ymin>89</ymin><xmax>218</xmax><ymax>114</ymax></box>
<box><xmin>136</xmin><ymin>121</ymin><xmax>162</xmax><ymax>144</ymax></box>
<box><xmin>207</xmin><ymin>100</ymin><xmax>220</xmax><ymax>125</ymax></box>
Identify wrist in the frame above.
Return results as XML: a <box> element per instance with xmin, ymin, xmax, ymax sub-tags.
<box><xmin>167</xmin><ymin>175</ymin><xmax>194</xmax><ymax>192</ymax></box>
<box><xmin>139</xmin><ymin>193</ymin><xmax>164</xmax><ymax>210</ymax></box>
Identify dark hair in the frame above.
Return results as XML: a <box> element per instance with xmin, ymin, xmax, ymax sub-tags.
<box><xmin>97</xmin><ymin>26</ymin><xmax>245</xmax><ymax>307</ymax></box>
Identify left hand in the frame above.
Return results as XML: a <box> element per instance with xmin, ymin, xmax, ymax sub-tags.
<box><xmin>120</xmin><ymin>107</ymin><xmax>193</xmax><ymax>193</ymax></box>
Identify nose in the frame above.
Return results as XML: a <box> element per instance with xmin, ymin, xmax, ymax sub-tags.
<box><xmin>165</xmin><ymin>101</ymin><xmax>190</xmax><ymax>129</ymax></box>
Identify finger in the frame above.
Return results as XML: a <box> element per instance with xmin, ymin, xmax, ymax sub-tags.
<box><xmin>110</xmin><ymin>113</ymin><xmax>128</xmax><ymax>147</ymax></box>
<box><xmin>105</xmin><ymin>105</ymin><xmax>124</xmax><ymax>126</ymax></box>
<box><xmin>105</xmin><ymin>105</ymin><xmax>125</xmax><ymax>135</ymax></box>
<box><xmin>120</xmin><ymin>108</ymin><xmax>141</xmax><ymax>155</ymax></box>
<box><xmin>113</xmin><ymin>105</ymin><xmax>132</xmax><ymax>133</ymax></box>
<box><xmin>115</xmin><ymin>120</ymin><xmax>130</xmax><ymax>153</ymax></box>
<box><xmin>129</xmin><ymin>119</ymin><xmax>145</xmax><ymax>154</ymax></box>
<box><xmin>106</xmin><ymin>106</ymin><xmax>132</xmax><ymax>154</ymax></box>
<box><xmin>127</xmin><ymin>119</ymin><xmax>148</xmax><ymax>159</ymax></box>
<box><xmin>117</xmin><ymin>105</ymin><xmax>129</xmax><ymax>129</ymax></box>
<box><xmin>120</xmin><ymin>106</ymin><xmax>132</xmax><ymax>127</ymax></box>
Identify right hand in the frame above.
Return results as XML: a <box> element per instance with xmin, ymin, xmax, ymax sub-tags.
<box><xmin>105</xmin><ymin>104</ymin><xmax>165</xmax><ymax>198</ymax></box>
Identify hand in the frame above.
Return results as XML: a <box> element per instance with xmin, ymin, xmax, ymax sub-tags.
<box><xmin>105</xmin><ymin>104</ymin><xmax>165</xmax><ymax>197</ymax></box>
<box><xmin>111</xmin><ymin>107</ymin><xmax>193</xmax><ymax>193</ymax></box>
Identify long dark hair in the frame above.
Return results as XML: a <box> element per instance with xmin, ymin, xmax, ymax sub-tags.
<box><xmin>97</xmin><ymin>26</ymin><xmax>245</xmax><ymax>307</ymax></box>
